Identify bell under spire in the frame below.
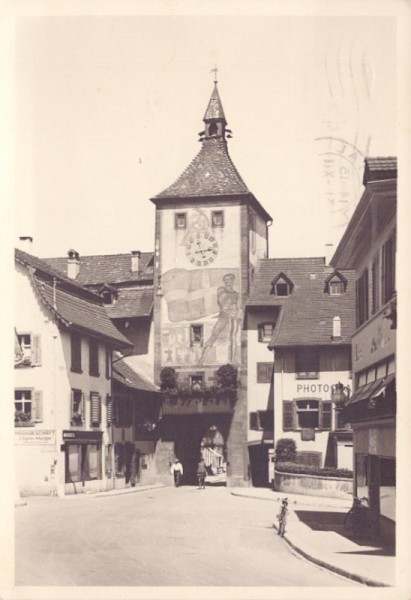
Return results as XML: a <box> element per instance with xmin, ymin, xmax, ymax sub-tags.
<box><xmin>202</xmin><ymin>79</ymin><xmax>228</xmax><ymax>141</ymax></box>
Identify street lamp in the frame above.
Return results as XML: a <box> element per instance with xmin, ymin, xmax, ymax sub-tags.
<box><xmin>331</xmin><ymin>382</ymin><xmax>350</xmax><ymax>430</ymax></box>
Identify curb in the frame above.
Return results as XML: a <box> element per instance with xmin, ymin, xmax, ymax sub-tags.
<box><xmin>232</xmin><ymin>490</ymin><xmax>391</xmax><ymax>588</ymax></box>
<box><xmin>59</xmin><ymin>483</ymin><xmax>167</xmax><ymax>500</ymax></box>
<box><xmin>279</xmin><ymin>526</ymin><xmax>390</xmax><ymax>588</ymax></box>
<box><xmin>93</xmin><ymin>483</ymin><xmax>166</xmax><ymax>498</ymax></box>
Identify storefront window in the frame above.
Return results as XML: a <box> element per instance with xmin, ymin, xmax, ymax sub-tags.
<box><xmin>65</xmin><ymin>444</ymin><xmax>101</xmax><ymax>483</ymax></box>
<box><xmin>380</xmin><ymin>457</ymin><xmax>396</xmax><ymax>521</ymax></box>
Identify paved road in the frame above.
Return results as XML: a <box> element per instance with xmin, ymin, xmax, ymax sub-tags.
<box><xmin>15</xmin><ymin>486</ymin><xmax>359</xmax><ymax>586</ymax></box>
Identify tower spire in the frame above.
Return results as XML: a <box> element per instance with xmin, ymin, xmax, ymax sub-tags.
<box><xmin>202</xmin><ymin>72</ymin><xmax>228</xmax><ymax>141</ymax></box>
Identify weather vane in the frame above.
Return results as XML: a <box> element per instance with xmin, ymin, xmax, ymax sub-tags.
<box><xmin>211</xmin><ymin>66</ymin><xmax>218</xmax><ymax>84</ymax></box>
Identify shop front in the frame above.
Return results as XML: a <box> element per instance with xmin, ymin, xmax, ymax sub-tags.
<box><xmin>63</xmin><ymin>430</ymin><xmax>106</xmax><ymax>494</ymax></box>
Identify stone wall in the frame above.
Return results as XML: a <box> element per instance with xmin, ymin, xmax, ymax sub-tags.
<box><xmin>274</xmin><ymin>469</ymin><xmax>353</xmax><ymax>499</ymax></box>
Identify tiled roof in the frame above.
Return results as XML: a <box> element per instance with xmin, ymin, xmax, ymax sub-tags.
<box><xmin>247</xmin><ymin>257</ymin><xmax>356</xmax><ymax>346</ymax></box>
<box><xmin>15</xmin><ymin>248</ymin><xmax>132</xmax><ymax>348</ymax></box>
<box><xmin>44</xmin><ymin>252</ymin><xmax>154</xmax><ymax>286</ymax></box>
<box><xmin>113</xmin><ymin>358</ymin><xmax>159</xmax><ymax>393</ymax></box>
<box><xmin>32</xmin><ymin>276</ymin><xmax>132</xmax><ymax>348</ymax></box>
<box><xmin>106</xmin><ymin>287</ymin><xmax>153</xmax><ymax>319</ymax></box>
<box><xmin>153</xmin><ymin>137</ymin><xmax>250</xmax><ymax>199</ymax></box>
<box><xmin>363</xmin><ymin>156</ymin><xmax>397</xmax><ymax>185</ymax></box>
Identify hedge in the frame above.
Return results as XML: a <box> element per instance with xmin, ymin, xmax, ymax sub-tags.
<box><xmin>275</xmin><ymin>461</ymin><xmax>353</xmax><ymax>479</ymax></box>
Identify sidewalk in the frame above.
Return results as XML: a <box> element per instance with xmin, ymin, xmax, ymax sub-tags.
<box><xmin>230</xmin><ymin>487</ymin><xmax>395</xmax><ymax>587</ymax></box>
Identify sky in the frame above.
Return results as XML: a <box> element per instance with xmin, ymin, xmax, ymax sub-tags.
<box><xmin>14</xmin><ymin>12</ymin><xmax>397</xmax><ymax>260</ymax></box>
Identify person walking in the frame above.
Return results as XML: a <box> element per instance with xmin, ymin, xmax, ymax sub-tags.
<box><xmin>196</xmin><ymin>457</ymin><xmax>207</xmax><ymax>489</ymax></box>
<box><xmin>170</xmin><ymin>459</ymin><xmax>183</xmax><ymax>487</ymax></box>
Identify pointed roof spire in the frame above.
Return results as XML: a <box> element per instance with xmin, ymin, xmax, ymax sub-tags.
<box><xmin>203</xmin><ymin>79</ymin><xmax>226</xmax><ymax>123</ymax></box>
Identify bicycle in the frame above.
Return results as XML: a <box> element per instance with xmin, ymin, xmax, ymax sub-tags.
<box><xmin>343</xmin><ymin>496</ymin><xmax>369</xmax><ymax>537</ymax></box>
<box><xmin>277</xmin><ymin>498</ymin><xmax>288</xmax><ymax>537</ymax></box>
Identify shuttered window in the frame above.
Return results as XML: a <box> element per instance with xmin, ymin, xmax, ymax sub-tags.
<box><xmin>71</xmin><ymin>389</ymin><xmax>84</xmax><ymax>425</ymax></box>
<box><xmin>71</xmin><ymin>333</ymin><xmax>82</xmax><ymax>373</ymax></box>
<box><xmin>90</xmin><ymin>392</ymin><xmax>101</xmax><ymax>426</ymax></box>
<box><xmin>89</xmin><ymin>338</ymin><xmax>99</xmax><ymax>376</ymax></box>
<box><xmin>106</xmin><ymin>394</ymin><xmax>112</xmax><ymax>425</ymax></box>
<box><xmin>257</xmin><ymin>362</ymin><xmax>273</xmax><ymax>383</ymax></box>
<box><xmin>16</xmin><ymin>333</ymin><xmax>41</xmax><ymax>366</ymax></box>
<box><xmin>283</xmin><ymin>401</ymin><xmax>294</xmax><ymax>431</ymax></box>
<box><xmin>249</xmin><ymin>411</ymin><xmax>274</xmax><ymax>431</ymax></box>
<box><xmin>282</xmin><ymin>399</ymin><xmax>333</xmax><ymax>431</ymax></box>
<box><xmin>105</xmin><ymin>349</ymin><xmax>112</xmax><ymax>380</ymax></box>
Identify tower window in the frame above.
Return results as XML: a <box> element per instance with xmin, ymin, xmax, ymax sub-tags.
<box><xmin>212</xmin><ymin>211</ymin><xmax>224</xmax><ymax>228</ymax></box>
<box><xmin>190</xmin><ymin>374</ymin><xmax>204</xmax><ymax>391</ymax></box>
<box><xmin>190</xmin><ymin>325</ymin><xmax>204</xmax><ymax>346</ymax></box>
<box><xmin>208</xmin><ymin>123</ymin><xmax>218</xmax><ymax>137</ymax></box>
<box><xmin>175</xmin><ymin>213</ymin><xmax>187</xmax><ymax>229</ymax></box>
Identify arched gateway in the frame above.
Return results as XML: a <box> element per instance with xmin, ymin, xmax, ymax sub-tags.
<box><xmin>150</xmin><ymin>79</ymin><xmax>272</xmax><ymax>486</ymax></box>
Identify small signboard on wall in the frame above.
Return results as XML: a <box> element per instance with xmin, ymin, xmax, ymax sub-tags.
<box><xmin>301</xmin><ymin>428</ymin><xmax>315</xmax><ymax>441</ymax></box>
<box><xmin>15</xmin><ymin>429</ymin><xmax>56</xmax><ymax>445</ymax></box>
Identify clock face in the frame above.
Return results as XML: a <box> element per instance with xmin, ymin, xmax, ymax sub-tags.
<box><xmin>185</xmin><ymin>231</ymin><xmax>219</xmax><ymax>266</ymax></box>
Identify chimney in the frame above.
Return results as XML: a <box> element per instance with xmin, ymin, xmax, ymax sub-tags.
<box><xmin>332</xmin><ymin>316</ymin><xmax>341</xmax><ymax>339</ymax></box>
<box><xmin>67</xmin><ymin>249</ymin><xmax>80</xmax><ymax>279</ymax></box>
<box><xmin>131</xmin><ymin>250</ymin><xmax>141</xmax><ymax>273</ymax></box>
<box><xmin>18</xmin><ymin>236</ymin><xmax>34</xmax><ymax>251</ymax></box>
<box><xmin>325</xmin><ymin>244</ymin><xmax>334</xmax><ymax>266</ymax></box>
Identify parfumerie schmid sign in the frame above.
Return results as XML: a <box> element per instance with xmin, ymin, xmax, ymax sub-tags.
<box><xmin>15</xmin><ymin>429</ymin><xmax>55</xmax><ymax>445</ymax></box>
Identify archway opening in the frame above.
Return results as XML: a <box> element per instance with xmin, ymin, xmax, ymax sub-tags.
<box><xmin>200</xmin><ymin>425</ymin><xmax>227</xmax><ymax>486</ymax></box>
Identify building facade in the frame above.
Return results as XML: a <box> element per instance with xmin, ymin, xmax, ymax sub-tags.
<box><xmin>14</xmin><ymin>248</ymin><xmax>132</xmax><ymax>496</ymax></box>
<box><xmin>246</xmin><ymin>257</ymin><xmax>356</xmax><ymax>485</ymax></box>
<box><xmin>150</xmin><ymin>82</ymin><xmax>272</xmax><ymax>486</ymax></box>
<box><xmin>331</xmin><ymin>157</ymin><xmax>397</xmax><ymax>544</ymax></box>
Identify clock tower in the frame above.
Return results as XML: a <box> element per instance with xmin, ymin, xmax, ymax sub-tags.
<box><xmin>151</xmin><ymin>80</ymin><xmax>272</xmax><ymax>486</ymax></box>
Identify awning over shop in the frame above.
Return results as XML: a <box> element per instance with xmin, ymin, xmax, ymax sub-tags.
<box><xmin>347</xmin><ymin>374</ymin><xmax>395</xmax><ymax>405</ymax></box>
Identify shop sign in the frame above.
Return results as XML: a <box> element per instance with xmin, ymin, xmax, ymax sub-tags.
<box><xmin>15</xmin><ymin>429</ymin><xmax>56</xmax><ymax>445</ymax></box>
<box><xmin>353</xmin><ymin>312</ymin><xmax>395</xmax><ymax>371</ymax></box>
<box><xmin>62</xmin><ymin>430</ymin><xmax>103</xmax><ymax>443</ymax></box>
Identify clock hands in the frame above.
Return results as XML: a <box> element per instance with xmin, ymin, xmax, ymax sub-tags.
<box><xmin>195</xmin><ymin>240</ymin><xmax>206</xmax><ymax>258</ymax></box>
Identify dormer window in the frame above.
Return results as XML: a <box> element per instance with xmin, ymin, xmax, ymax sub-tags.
<box><xmin>271</xmin><ymin>273</ymin><xmax>293</xmax><ymax>296</ymax></box>
<box><xmin>324</xmin><ymin>271</ymin><xmax>347</xmax><ymax>295</ymax></box>
<box><xmin>98</xmin><ymin>284</ymin><xmax>118</xmax><ymax>305</ymax></box>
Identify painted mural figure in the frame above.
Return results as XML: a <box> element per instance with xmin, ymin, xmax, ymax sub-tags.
<box><xmin>198</xmin><ymin>273</ymin><xmax>240</xmax><ymax>365</ymax></box>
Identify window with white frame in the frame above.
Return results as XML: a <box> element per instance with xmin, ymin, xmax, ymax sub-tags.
<box><xmin>14</xmin><ymin>389</ymin><xmax>43</xmax><ymax>425</ymax></box>
<box><xmin>15</xmin><ymin>333</ymin><xmax>41</xmax><ymax>366</ymax></box>
<box><xmin>282</xmin><ymin>399</ymin><xmax>332</xmax><ymax>431</ymax></box>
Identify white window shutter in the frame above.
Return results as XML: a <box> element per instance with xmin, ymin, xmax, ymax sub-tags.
<box><xmin>31</xmin><ymin>335</ymin><xmax>42</xmax><ymax>366</ymax></box>
<box><xmin>33</xmin><ymin>390</ymin><xmax>43</xmax><ymax>422</ymax></box>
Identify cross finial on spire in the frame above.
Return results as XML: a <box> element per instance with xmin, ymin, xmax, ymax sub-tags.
<box><xmin>211</xmin><ymin>66</ymin><xmax>218</xmax><ymax>84</ymax></box>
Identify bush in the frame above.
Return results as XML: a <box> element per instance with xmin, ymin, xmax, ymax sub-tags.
<box><xmin>160</xmin><ymin>367</ymin><xmax>178</xmax><ymax>392</ymax></box>
<box><xmin>275</xmin><ymin>461</ymin><xmax>353</xmax><ymax>479</ymax></box>
<box><xmin>274</xmin><ymin>438</ymin><xmax>297</xmax><ymax>463</ymax></box>
<box><xmin>215</xmin><ymin>364</ymin><xmax>238</xmax><ymax>390</ymax></box>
